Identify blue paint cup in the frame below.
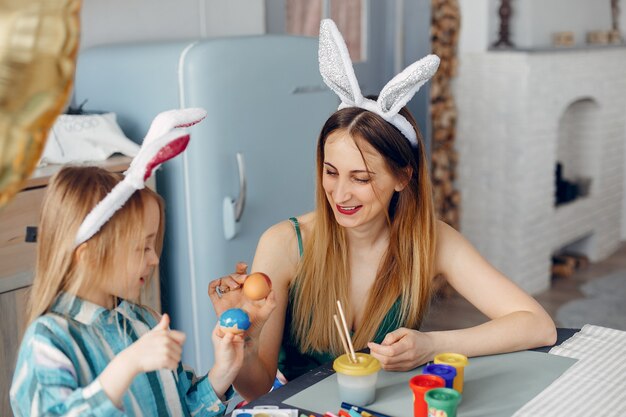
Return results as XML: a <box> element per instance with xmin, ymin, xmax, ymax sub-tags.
<box><xmin>422</xmin><ymin>363</ymin><xmax>457</xmax><ymax>389</ymax></box>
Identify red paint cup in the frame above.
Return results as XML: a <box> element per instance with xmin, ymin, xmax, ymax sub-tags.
<box><xmin>408</xmin><ymin>374</ymin><xmax>446</xmax><ymax>417</ymax></box>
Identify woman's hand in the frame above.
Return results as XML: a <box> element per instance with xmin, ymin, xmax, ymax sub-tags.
<box><xmin>208</xmin><ymin>262</ymin><xmax>277</xmax><ymax>346</ymax></box>
<box><xmin>208</xmin><ymin>262</ymin><xmax>249</xmax><ymax>316</ymax></box>
<box><xmin>209</xmin><ymin>324</ymin><xmax>245</xmax><ymax>397</ymax></box>
<box><xmin>242</xmin><ymin>291</ymin><xmax>277</xmax><ymax>343</ymax></box>
<box><xmin>367</xmin><ymin>328</ymin><xmax>433</xmax><ymax>371</ymax></box>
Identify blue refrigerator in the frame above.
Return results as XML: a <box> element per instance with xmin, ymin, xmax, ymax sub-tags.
<box><xmin>74</xmin><ymin>36</ymin><xmax>338</xmax><ymax>373</ymax></box>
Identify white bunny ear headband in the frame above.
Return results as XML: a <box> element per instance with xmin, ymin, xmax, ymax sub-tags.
<box><xmin>74</xmin><ymin>108</ymin><xmax>207</xmax><ymax>247</ymax></box>
<box><xmin>318</xmin><ymin>19</ymin><xmax>440</xmax><ymax>146</ymax></box>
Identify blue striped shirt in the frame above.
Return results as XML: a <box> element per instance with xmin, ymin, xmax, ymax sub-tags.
<box><xmin>10</xmin><ymin>293</ymin><xmax>233</xmax><ymax>417</ymax></box>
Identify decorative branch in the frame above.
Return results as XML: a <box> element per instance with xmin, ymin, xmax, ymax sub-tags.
<box><xmin>431</xmin><ymin>0</ymin><xmax>461</xmax><ymax>230</ymax></box>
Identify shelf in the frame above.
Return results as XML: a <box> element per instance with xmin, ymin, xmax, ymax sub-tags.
<box><xmin>488</xmin><ymin>43</ymin><xmax>625</xmax><ymax>54</ymax></box>
<box><xmin>23</xmin><ymin>155</ymin><xmax>132</xmax><ymax>190</ymax></box>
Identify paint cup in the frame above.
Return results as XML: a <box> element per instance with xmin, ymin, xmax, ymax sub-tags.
<box><xmin>333</xmin><ymin>353</ymin><xmax>381</xmax><ymax>406</ymax></box>
<box><xmin>434</xmin><ymin>353</ymin><xmax>468</xmax><ymax>393</ymax></box>
<box><xmin>408</xmin><ymin>374</ymin><xmax>446</xmax><ymax>417</ymax></box>
<box><xmin>422</xmin><ymin>364</ymin><xmax>456</xmax><ymax>389</ymax></box>
<box><xmin>425</xmin><ymin>388</ymin><xmax>462</xmax><ymax>417</ymax></box>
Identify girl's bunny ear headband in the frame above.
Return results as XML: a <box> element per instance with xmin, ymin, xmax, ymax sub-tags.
<box><xmin>74</xmin><ymin>107</ymin><xmax>207</xmax><ymax>247</ymax></box>
<box><xmin>318</xmin><ymin>18</ymin><xmax>440</xmax><ymax>146</ymax></box>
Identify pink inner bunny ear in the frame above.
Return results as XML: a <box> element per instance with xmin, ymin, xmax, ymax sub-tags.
<box><xmin>143</xmin><ymin>134</ymin><xmax>190</xmax><ymax>181</ymax></box>
<box><xmin>175</xmin><ymin>114</ymin><xmax>206</xmax><ymax>129</ymax></box>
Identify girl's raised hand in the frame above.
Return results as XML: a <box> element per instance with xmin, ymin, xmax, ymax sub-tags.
<box><xmin>99</xmin><ymin>314</ymin><xmax>186</xmax><ymax>406</ymax></box>
<box><xmin>126</xmin><ymin>313</ymin><xmax>186</xmax><ymax>374</ymax></box>
<box><xmin>208</xmin><ymin>324</ymin><xmax>245</xmax><ymax>397</ymax></box>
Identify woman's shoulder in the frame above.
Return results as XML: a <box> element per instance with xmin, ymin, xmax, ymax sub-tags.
<box><xmin>434</xmin><ymin>220</ymin><xmax>459</xmax><ymax>268</ymax></box>
<box><xmin>253</xmin><ymin>212</ymin><xmax>315</xmax><ymax>284</ymax></box>
<box><xmin>433</xmin><ymin>219</ymin><xmax>477</xmax><ymax>273</ymax></box>
<box><xmin>435</xmin><ymin>219</ymin><xmax>457</xmax><ymax>240</ymax></box>
<box><xmin>259</xmin><ymin>212</ymin><xmax>315</xmax><ymax>246</ymax></box>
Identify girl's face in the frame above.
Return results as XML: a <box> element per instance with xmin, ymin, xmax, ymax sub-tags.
<box><xmin>322</xmin><ymin>130</ymin><xmax>404</xmax><ymax>230</ymax></box>
<box><xmin>102</xmin><ymin>196</ymin><xmax>160</xmax><ymax>305</ymax></box>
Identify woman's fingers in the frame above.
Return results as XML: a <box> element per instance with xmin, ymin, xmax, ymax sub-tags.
<box><xmin>208</xmin><ymin>262</ymin><xmax>248</xmax><ymax>303</ymax></box>
<box><xmin>223</xmin><ymin>276</ymin><xmax>244</xmax><ymax>290</ymax></box>
<box><xmin>258</xmin><ymin>290</ymin><xmax>277</xmax><ymax>318</ymax></box>
<box><xmin>368</xmin><ymin>329</ymin><xmax>428</xmax><ymax>371</ymax></box>
<box><xmin>245</xmin><ymin>290</ymin><xmax>276</xmax><ymax>323</ymax></box>
<box><xmin>368</xmin><ymin>341</ymin><xmax>397</xmax><ymax>357</ymax></box>
<box><xmin>208</xmin><ymin>278</ymin><xmax>241</xmax><ymax>306</ymax></box>
<box><xmin>208</xmin><ymin>278</ymin><xmax>224</xmax><ymax>302</ymax></box>
<box><xmin>235</xmin><ymin>261</ymin><xmax>248</xmax><ymax>275</ymax></box>
<box><xmin>380</xmin><ymin>328</ymin><xmax>407</xmax><ymax>346</ymax></box>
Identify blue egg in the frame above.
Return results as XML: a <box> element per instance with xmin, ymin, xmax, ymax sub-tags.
<box><xmin>219</xmin><ymin>308</ymin><xmax>251</xmax><ymax>332</ymax></box>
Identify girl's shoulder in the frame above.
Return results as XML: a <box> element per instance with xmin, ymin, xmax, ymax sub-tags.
<box><xmin>31</xmin><ymin>312</ymin><xmax>71</xmax><ymax>330</ymax></box>
<box><xmin>20</xmin><ymin>313</ymin><xmax>74</xmax><ymax>349</ymax></box>
<box><xmin>118</xmin><ymin>300</ymin><xmax>160</xmax><ymax>327</ymax></box>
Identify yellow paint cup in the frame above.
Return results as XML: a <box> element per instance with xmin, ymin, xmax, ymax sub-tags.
<box><xmin>434</xmin><ymin>353</ymin><xmax>468</xmax><ymax>393</ymax></box>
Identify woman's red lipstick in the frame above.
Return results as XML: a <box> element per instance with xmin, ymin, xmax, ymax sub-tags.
<box><xmin>336</xmin><ymin>205</ymin><xmax>362</xmax><ymax>215</ymax></box>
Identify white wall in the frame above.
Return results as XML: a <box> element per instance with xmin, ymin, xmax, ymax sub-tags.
<box><xmin>458</xmin><ymin>0</ymin><xmax>626</xmax><ymax>241</ymax></box>
<box><xmin>457</xmin><ymin>0</ymin><xmax>490</xmax><ymax>53</ymax></box>
<box><xmin>79</xmin><ymin>0</ymin><xmax>265</xmax><ymax>50</ymax></box>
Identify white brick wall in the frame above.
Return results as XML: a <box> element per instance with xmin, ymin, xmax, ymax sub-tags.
<box><xmin>455</xmin><ymin>48</ymin><xmax>626</xmax><ymax>294</ymax></box>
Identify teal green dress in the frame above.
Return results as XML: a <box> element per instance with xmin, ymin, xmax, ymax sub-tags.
<box><xmin>277</xmin><ymin>217</ymin><xmax>406</xmax><ymax>381</ymax></box>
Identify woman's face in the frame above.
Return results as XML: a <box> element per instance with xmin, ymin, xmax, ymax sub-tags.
<box><xmin>322</xmin><ymin>129</ymin><xmax>404</xmax><ymax>230</ymax></box>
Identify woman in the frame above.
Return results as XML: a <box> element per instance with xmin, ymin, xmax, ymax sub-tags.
<box><xmin>209</xmin><ymin>19</ymin><xmax>556</xmax><ymax>401</ymax></box>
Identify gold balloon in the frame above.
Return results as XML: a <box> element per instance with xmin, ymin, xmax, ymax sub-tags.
<box><xmin>0</xmin><ymin>0</ymin><xmax>81</xmax><ymax>208</ymax></box>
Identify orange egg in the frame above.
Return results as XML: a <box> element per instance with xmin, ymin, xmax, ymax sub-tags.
<box><xmin>243</xmin><ymin>272</ymin><xmax>272</xmax><ymax>300</ymax></box>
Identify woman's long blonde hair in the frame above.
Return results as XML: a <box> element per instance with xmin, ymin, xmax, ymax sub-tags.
<box><xmin>27</xmin><ymin>166</ymin><xmax>164</xmax><ymax>324</ymax></box>
<box><xmin>292</xmin><ymin>106</ymin><xmax>437</xmax><ymax>355</ymax></box>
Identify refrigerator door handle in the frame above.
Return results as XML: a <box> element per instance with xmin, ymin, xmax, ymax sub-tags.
<box><xmin>223</xmin><ymin>152</ymin><xmax>246</xmax><ymax>240</ymax></box>
<box><xmin>233</xmin><ymin>152</ymin><xmax>246</xmax><ymax>221</ymax></box>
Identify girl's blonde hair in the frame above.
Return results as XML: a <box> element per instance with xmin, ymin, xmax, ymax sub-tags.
<box><xmin>292</xmin><ymin>106</ymin><xmax>437</xmax><ymax>354</ymax></box>
<box><xmin>27</xmin><ymin>166</ymin><xmax>164</xmax><ymax>324</ymax></box>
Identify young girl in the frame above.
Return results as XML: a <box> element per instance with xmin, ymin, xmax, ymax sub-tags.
<box><xmin>11</xmin><ymin>109</ymin><xmax>246</xmax><ymax>416</ymax></box>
